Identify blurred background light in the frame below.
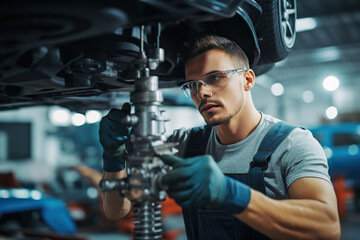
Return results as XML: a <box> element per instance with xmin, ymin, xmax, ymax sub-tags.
<box><xmin>87</xmin><ymin>187</ymin><xmax>99</xmax><ymax>199</ymax></box>
<box><xmin>30</xmin><ymin>190</ymin><xmax>42</xmax><ymax>200</ymax></box>
<box><xmin>323</xmin><ymin>75</ymin><xmax>339</xmax><ymax>91</ymax></box>
<box><xmin>69</xmin><ymin>208</ymin><xmax>86</xmax><ymax>221</ymax></box>
<box><xmin>11</xmin><ymin>189</ymin><xmax>30</xmax><ymax>199</ymax></box>
<box><xmin>323</xmin><ymin>147</ymin><xmax>333</xmax><ymax>159</ymax></box>
<box><xmin>85</xmin><ymin>110</ymin><xmax>102</xmax><ymax>124</ymax></box>
<box><xmin>49</xmin><ymin>107</ymin><xmax>71</xmax><ymax>126</ymax></box>
<box><xmin>72</xmin><ymin>113</ymin><xmax>86</xmax><ymax>126</ymax></box>
<box><xmin>0</xmin><ymin>190</ymin><xmax>10</xmax><ymax>199</ymax></box>
<box><xmin>326</xmin><ymin>106</ymin><xmax>338</xmax><ymax>119</ymax></box>
<box><xmin>271</xmin><ymin>83</ymin><xmax>284</xmax><ymax>96</ymax></box>
<box><xmin>348</xmin><ymin>145</ymin><xmax>359</xmax><ymax>156</ymax></box>
<box><xmin>302</xmin><ymin>90</ymin><xmax>314</xmax><ymax>103</ymax></box>
<box><xmin>311</xmin><ymin>46</ymin><xmax>341</xmax><ymax>63</ymax></box>
<box><xmin>296</xmin><ymin>17</ymin><xmax>318</xmax><ymax>32</ymax></box>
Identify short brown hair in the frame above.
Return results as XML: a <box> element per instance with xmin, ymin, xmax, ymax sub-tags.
<box><xmin>185</xmin><ymin>35</ymin><xmax>250</xmax><ymax>69</ymax></box>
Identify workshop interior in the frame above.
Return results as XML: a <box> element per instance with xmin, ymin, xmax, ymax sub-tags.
<box><xmin>1</xmin><ymin>0</ymin><xmax>360</xmax><ymax>239</ymax></box>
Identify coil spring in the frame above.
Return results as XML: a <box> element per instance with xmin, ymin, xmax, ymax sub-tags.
<box><xmin>132</xmin><ymin>201</ymin><xmax>162</xmax><ymax>240</ymax></box>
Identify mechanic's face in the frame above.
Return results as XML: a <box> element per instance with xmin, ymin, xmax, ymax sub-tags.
<box><xmin>185</xmin><ymin>49</ymin><xmax>253</xmax><ymax>126</ymax></box>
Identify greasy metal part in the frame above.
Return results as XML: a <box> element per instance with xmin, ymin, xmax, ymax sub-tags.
<box><xmin>99</xmin><ymin>24</ymin><xmax>176</xmax><ymax>239</ymax></box>
<box><xmin>133</xmin><ymin>202</ymin><xmax>163</xmax><ymax>240</ymax></box>
<box><xmin>98</xmin><ymin>178</ymin><xmax>128</xmax><ymax>192</ymax></box>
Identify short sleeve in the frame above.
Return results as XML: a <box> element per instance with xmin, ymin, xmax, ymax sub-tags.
<box><xmin>281</xmin><ymin>128</ymin><xmax>331</xmax><ymax>189</ymax></box>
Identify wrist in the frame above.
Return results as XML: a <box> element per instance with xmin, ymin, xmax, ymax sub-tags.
<box><xmin>221</xmin><ymin>176</ymin><xmax>251</xmax><ymax>214</ymax></box>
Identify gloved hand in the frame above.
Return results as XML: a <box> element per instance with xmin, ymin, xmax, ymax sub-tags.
<box><xmin>99</xmin><ymin>103</ymin><xmax>131</xmax><ymax>172</ymax></box>
<box><xmin>160</xmin><ymin>154</ymin><xmax>251</xmax><ymax>213</ymax></box>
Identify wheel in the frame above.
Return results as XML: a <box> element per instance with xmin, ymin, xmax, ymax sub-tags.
<box><xmin>253</xmin><ymin>63</ymin><xmax>275</xmax><ymax>76</ymax></box>
<box><xmin>256</xmin><ymin>0</ymin><xmax>296</xmax><ymax>64</ymax></box>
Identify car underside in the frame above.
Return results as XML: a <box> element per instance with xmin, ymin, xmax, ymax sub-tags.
<box><xmin>0</xmin><ymin>0</ymin><xmax>296</xmax><ymax>111</ymax></box>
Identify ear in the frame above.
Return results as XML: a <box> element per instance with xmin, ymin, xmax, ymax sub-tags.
<box><xmin>244</xmin><ymin>69</ymin><xmax>255</xmax><ymax>91</ymax></box>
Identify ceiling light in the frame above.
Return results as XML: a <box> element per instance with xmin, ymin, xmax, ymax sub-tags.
<box><xmin>72</xmin><ymin>113</ymin><xmax>86</xmax><ymax>126</ymax></box>
<box><xmin>302</xmin><ymin>90</ymin><xmax>314</xmax><ymax>103</ymax></box>
<box><xmin>323</xmin><ymin>76</ymin><xmax>339</xmax><ymax>91</ymax></box>
<box><xmin>311</xmin><ymin>46</ymin><xmax>341</xmax><ymax>63</ymax></box>
<box><xmin>85</xmin><ymin>110</ymin><xmax>102</xmax><ymax>124</ymax></box>
<box><xmin>49</xmin><ymin>107</ymin><xmax>71</xmax><ymax>127</ymax></box>
<box><xmin>271</xmin><ymin>83</ymin><xmax>284</xmax><ymax>96</ymax></box>
<box><xmin>326</xmin><ymin>106</ymin><xmax>338</xmax><ymax>120</ymax></box>
<box><xmin>295</xmin><ymin>17</ymin><xmax>318</xmax><ymax>32</ymax></box>
<box><xmin>296</xmin><ymin>17</ymin><xmax>318</xmax><ymax>32</ymax></box>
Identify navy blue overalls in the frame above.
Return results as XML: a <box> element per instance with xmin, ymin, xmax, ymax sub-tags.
<box><xmin>182</xmin><ymin>121</ymin><xmax>296</xmax><ymax>240</ymax></box>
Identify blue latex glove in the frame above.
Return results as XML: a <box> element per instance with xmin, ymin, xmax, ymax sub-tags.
<box><xmin>160</xmin><ymin>154</ymin><xmax>251</xmax><ymax>213</ymax></box>
<box><xmin>99</xmin><ymin>103</ymin><xmax>131</xmax><ymax>172</ymax></box>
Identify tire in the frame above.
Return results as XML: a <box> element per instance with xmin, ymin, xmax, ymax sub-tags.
<box><xmin>253</xmin><ymin>63</ymin><xmax>275</xmax><ymax>76</ymax></box>
<box><xmin>256</xmin><ymin>0</ymin><xmax>296</xmax><ymax>64</ymax></box>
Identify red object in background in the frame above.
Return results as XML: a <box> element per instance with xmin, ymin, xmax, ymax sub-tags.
<box><xmin>333</xmin><ymin>175</ymin><xmax>354</xmax><ymax>219</ymax></box>
<box><xmin>0</xmin><ymin>172</ymin><xmax>21</xmax><ymax>188</ymax></box>
<box><xmin>115</xmin><ymin>196</ymin><xmax>184</xmax><ymax>240</ymax></box>
<box><xmin>160</xmin><ymin>197</ymin><xmax>182</xmax><ymax>216</ymax></box>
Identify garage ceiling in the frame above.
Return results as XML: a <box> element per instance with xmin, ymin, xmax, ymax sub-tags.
<box><xmin>296</xmin><ymin>0</ymin><xmax>360</xmax><ymax>49</ymax></box>
<box><xmin>262</xmin><ymin>0</ymin><xmax>360</xmax><ymax>120</ymax></box>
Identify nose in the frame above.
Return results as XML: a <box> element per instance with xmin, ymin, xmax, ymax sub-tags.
<box><xmin>196</xmin><ymin>82</ymin><xmax>212</xmax><ymax>99</ymax></box>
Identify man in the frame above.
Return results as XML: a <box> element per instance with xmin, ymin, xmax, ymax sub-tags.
<box><xmin>99</xmin><ymin>35</ymin><xmax>341</xmax><ymax>239</ymax></box>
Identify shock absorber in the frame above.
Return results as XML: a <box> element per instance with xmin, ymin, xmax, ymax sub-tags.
<box><xmin>99</xmin><ymin>24</ymin><xmax>176</xmax><ymax>240</ymax></box>
<box><xmin>126</xmin><ymin>70</ymin><xmax>168</xmax><ymax>240</ymax></box>
<box><xmin>132</xmin><ymin>201</ymin><xmax>163</xmax><ymax>239</ymax></box>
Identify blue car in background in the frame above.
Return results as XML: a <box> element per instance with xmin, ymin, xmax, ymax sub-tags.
<box><xmin>308</xmin><ymin>123</ymin><xmax>360</xmax><ymax>212</ymax></box>
<box><xmin>0</xmin><ymin>188</ymin><xmax>77</xmax><ymax>238</ymax></box>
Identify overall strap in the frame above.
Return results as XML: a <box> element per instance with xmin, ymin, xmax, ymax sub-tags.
<box><xmin>184</xmin><ymin>125</ymin><xmax>213</xmax><ymax>158</ymax></box>
<box><xmin>249</xmin><ymin>121</ymin><xmax>297</xmax><ymax>193</ymax></box>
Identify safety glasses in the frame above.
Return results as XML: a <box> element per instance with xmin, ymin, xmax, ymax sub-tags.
<box><xmin>180</xmin><ymin>68</ymin><xmax>248</xmax><ymax>97</ymax></box>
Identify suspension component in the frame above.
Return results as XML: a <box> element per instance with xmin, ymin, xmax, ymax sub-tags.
<box><xmin>99</xmin><ymin>24</ymin><xmax>177</xmax><ymax>239</ymax></box>
<box><xmin>132</xmin><ymin>201</ymin><xmax>163</xmax><ymax>240</ymax></box>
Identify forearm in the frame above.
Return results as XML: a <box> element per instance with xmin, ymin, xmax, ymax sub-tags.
<box><xmin>76</xmin><ymin>165</ymin><xmax>102</xmax><ymax>186</ymax></box>
<box><xmin>234</xmin><ymin>189</ymin><xmax>340</xmax><ymax>240</ymax></box>
<box><xmin>102</xmin><ymin>170</ymin><xmax>132</xmax><ymax>220</ymax></box>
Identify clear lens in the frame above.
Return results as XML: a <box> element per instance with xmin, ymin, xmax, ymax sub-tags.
<box><xmin>181</xmin><ymin>83</ymin><xmax>191</xmax><ymax>97</ymax></box>
<box><xmin>181</xmin><ymin>80</ymin><xmax>208</xmax><ymax>98</ymax></box>
<box><xmin>180</xmin><ymin>68</ymin><xmax>248</xmax><ymax>97</ymax></box>
<box><xmin>203</xmin><ymin>72</ymin><xmax>225</xmax><ymax>85</ymax></box>
<box><xmin>180</xmin><ymin>83</ymin><xmax>191</xmax><ymax>97</ymax></box>
<box><xmin>184</xmin><ymin>88</ymin><xmax>191</xmax><ymax>97</ymax></box>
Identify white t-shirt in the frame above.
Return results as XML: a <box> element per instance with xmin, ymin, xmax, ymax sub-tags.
<box><xmin>168</xmin><ymin>113</ymin><xmax>330</xmax><ymax>200</ymax></box>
